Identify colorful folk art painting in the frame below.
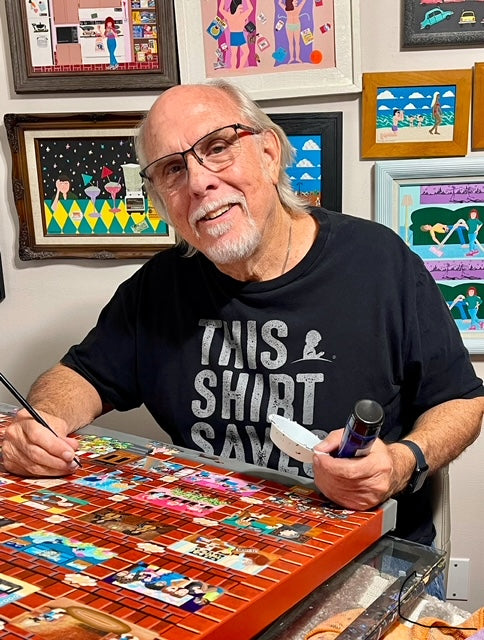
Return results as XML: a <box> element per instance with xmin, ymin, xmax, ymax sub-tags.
<box><xmin>38</xmin><ymin>136</ymin><xmax>170</xmax><ymax>239</ymax></box>
<box><xmin>202</xmin><ymin>0</ymin><xmax>336</xmax><ymax>75</ymax></box>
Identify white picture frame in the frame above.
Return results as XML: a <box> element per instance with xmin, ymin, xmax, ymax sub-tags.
<box><xmin>174</xmin><ymin>0</ymin><xmax>361</xmax><ymax>100</ymax></box>
<box><xmin>376</xmin><ymin>158</ymin><xmax>484</xmax><ymax>354</ymax></box>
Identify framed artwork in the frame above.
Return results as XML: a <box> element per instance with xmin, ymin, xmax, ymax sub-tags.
<box><xmin>472</xmin><ymin>63</ymin><xmax>484</xmax><ymax>150</ymax></box>
<box><xmin>402</xmin><ymin>0</ymin><xmax>484</xmax><ymax>48</ymax></box>
<box><xmin>4</xmin><ymin>0</ymin><xmax>179</xmax><ymax>93</ymax></box>
<box><xmin>361</xmin><ymin>70</ymin><xmax>472</xmax><ymax>160</ymax></box>
<box><xmin>375</xmin><ymin>158</ymin><xmax>484</xmax><ymax>354</ymax></box>
<box><xmin>4</xmin><ymin>112</ymin><xmax>176</xmax><ymax>260</ymax></box>
<box><xmin>269</xmin><ymin>112</ymin><xmax>342</xmax><ymax>212</ymax></box>
<box><xmin>174</xmin><ymin>0</ymin><xmax>361</xmax><ymax>100</ymax></box>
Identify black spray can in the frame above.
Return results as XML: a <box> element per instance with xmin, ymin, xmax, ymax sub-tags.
<box><xmin>336</xmin><ymin>399</ymin><xmax>384</xmax><ymax>458</ymax></box>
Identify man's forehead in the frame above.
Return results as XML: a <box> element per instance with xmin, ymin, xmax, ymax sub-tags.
<box><xmin>146</xmin><ymin>87</ymin><xmax>241</xmax><ymax>143</ymax></box>
<box><xmin>154</xmin><ymin>85</ymin><xmax>237</xmax><ymax>117</ymax></box>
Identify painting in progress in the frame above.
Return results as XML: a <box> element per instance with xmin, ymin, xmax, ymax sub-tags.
<box><xmin>0</xmin><ymin>405</ymin><xmax>392</xmax><ymax>640</ymax></box>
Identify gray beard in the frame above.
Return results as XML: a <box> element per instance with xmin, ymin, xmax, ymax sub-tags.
<box><xmin>202</xmin><ymin>216</ymin><xmax>261</xmax><ymax>264</ymax></box>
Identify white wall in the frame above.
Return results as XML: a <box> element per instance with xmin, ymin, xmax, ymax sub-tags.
<box><xmin>0</xmin><ymin>0</ymin><xmax>483</xmax><ymax>609</ymax></box>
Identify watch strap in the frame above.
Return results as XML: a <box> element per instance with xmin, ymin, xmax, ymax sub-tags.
<box><xmin>399</xmin><ymin>439</ymin><xmax>429</xmax><ymax>494</ymax></box>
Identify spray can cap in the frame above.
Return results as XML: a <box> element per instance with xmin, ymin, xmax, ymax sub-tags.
<box><xmin>354</xmin><ymin>399</ymin><xmax>384</xmax><ymax>425</ymax></box>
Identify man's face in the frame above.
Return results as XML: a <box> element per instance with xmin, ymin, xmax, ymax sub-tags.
<box><xmin>142</xmin><ymin>86</ymin><xmax>281</xmax><ymax>266</ymax></box>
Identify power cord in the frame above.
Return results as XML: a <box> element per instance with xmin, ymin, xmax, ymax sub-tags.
<box><xmin>398</xmin><ymin>571</ymin><xmax>477</xmax><ymax>632</ymax></box>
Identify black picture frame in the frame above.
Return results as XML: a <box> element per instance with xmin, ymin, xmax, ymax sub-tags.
<box><xmin>5</xmin><ymin>0</ymin><xmax>179</xmax><ymax>93</ymax></box>
<box><xmin>0</xmin><ymin>254</ymin><xmax>5</xmax><ymax>302</ymax></box>
<box><xmin>402</xmin><ymin>0</ymin><xmax>484</xmax><ymax>48</ymax></box>
<box><xmin>268</xmin><ymin>112</ymin><xmax>343</xmax><ymax>213</ymax></box>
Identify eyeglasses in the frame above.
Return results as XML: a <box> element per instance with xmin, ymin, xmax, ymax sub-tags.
<box><xmin>139</xmin><ymin>123</ymin><xmax>260</xmax><ymax>194</ymax></box>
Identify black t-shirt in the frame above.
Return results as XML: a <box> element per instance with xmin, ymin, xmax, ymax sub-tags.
<box><xmin>62</xmin><ymin>209</ymin><xmax>484</xmax><ymax>544</ymax></box>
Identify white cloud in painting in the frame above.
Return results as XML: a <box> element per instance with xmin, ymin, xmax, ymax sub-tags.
<box><xmin>377</xmin><ymin>90</ymin><xmax>395</xmax><ymax>99</ymax></box>
<box><xmin>408</xmin><ymin>91</ymin><xmax>425</xmax><ymax>99</ymax></box>
<box><xmin>301</xmin><ymin>172</ymin><xmax>316</xmax><ymax>180</ymax></box>
<box><xmin>302</xmin><ymin>139</ymin><xmax>320</xmax><ymax>151</ymax></box>
<box><xmin>296</xmin><ymin>158</ymin><xmax>314</xmax><ymax>168</ymax></box>
<box><xmin>443</xmin><ymin>90</ymin><xmax>455</xmax><ymax>98</ymax></box>
<box><xmin>378</xmin><ymin>105</ymin><xmax>391</xmax><ymax>111</ymax></box>
<box><xmin>404</xmin><ymin>103</ymin><xmax>418</xmax><ymax>110</ymax></box>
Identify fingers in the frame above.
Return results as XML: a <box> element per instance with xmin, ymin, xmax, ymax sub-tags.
<box><xmin>2</xmin><ymin>412</ymin><xmax>79</xmax><ymax>477</ymax></box>
<box><xmin>312</xmin><ymin>439</ymin><xmax>393</xmax><ymax>510</ymax></box>
<box><xmin>313</xmin><ymin>429</ymin><xmax>343</xmax><ymax>456</ymax></box>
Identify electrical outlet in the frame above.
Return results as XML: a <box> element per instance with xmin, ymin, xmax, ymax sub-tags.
<box><xmin>446</xmin><ymin>558</ymin><xmax>470</xmax><ymax>600</ymax></box>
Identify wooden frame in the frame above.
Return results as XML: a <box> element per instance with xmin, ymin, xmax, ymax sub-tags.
<box><xmin>402</xmin><ymin>0</ymin><xmax>484</xmax><ymax>49</ymax></box>
<box><xmin>362</xmin><ymin>70</ymin><xmax>472</xmax><ymax>160</ymax></box>
<box><xmin>269</xmin><ymin>112</ymin><xmax>343</xmax><ymax>212</ymax></box>
<box><xmin>174</xmin><ymin>0</ymin><xmax>361</xmax><ymax>100</ymax></box>
<box><xmin>472</xmin><ymin>63</ymin><xmax>484</xmax><ymax>150</ymax></box>
<box><xmin>5</xmin><ymin>112</ymin><xmax>175</xmax><ymax>260</ymax></box>
<box><xmin>5</xmin><ymin>0</ymin><xmax>178</xmax><ymax>93</ymax></box>
<box><xmin>375</xmin><ymin>158</ymin><xmax>484</xmax><ymax>354</ymax></box>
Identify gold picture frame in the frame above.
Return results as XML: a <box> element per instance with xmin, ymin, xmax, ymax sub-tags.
<box><xmin>362</xmin><ymin>69</ymin><xmax>472</xmax><ymax>160</ymax></box>
<box><xmin>472</xmin><ymin>63</ymin><xmax>484</xmax><ymax>151</ymax></box>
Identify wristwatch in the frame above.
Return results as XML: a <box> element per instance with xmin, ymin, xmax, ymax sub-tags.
<box><xmin>399</xmin><ymin>439</ymin><xmax>429</xmax><ymax>494</ymax></box>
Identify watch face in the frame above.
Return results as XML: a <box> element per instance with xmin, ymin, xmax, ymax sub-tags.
<box><xmin>411</xmin><ymin>467</ymin><xmax>429</xmax><ymax>493</ymax></box>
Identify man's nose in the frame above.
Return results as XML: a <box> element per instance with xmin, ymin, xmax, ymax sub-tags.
<box><xmin>185</xmin><ymin>153</ymin><xmax>219</xmax><ymax>193</ymax></box>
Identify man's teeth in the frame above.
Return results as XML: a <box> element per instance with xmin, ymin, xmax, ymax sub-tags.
<box><xmin>203</xmin><ymin>205</ymin><xmax>232</xmax><ymax>221</ymax></box>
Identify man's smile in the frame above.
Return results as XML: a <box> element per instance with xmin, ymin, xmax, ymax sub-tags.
<box><xmin>200</xmin><ymin>205</ymin><xmax>233</xmax><ymax>222</ymax></box>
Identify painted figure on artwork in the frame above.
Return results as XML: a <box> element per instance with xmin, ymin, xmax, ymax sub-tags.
<box><xmin>52</xmin><ymin>174</ymin><xmax>77</xmax><ymax>212</ymax></box>
<box><xmin>466</xmin><ymin>208</ymin><xmax>482</xmax><ymax>257</ymax></box>
<box><xmin>218</xmin><ymin>0</ymin><xmax>254</xmax><ymax>69</ymax></box>
<box><xmin>278</xmin><ymin>0</ymin><xmax>309</xmax><ymax>63</ymax></box>
<box><xmin>429</xmin><ymin>91</ymin><xmax>442</xmax><ymax>135</ymax></box>
<box><xmin>464</xmin><ymin>286</ymin><xmax>483</xmax><ymax>330</ymax></box>
<box><xmin>104</xmin><ymin>16</ymin><xmax>119</xmax><ymax>70</ymax></box>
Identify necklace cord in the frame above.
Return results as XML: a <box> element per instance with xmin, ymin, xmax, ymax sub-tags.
<box><xmin>280</xmin><ymin>221</ymin><xmax>292</xmax><ymax>275</ymax></box>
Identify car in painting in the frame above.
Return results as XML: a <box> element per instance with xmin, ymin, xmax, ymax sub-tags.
<box><xmin>459</xmin><ymin>10</ymin><xmax>477</xmax><ymax>23</ymax></box>
<box><xmin>420</xmin><ymin>8</ymin><xmax>454</xmax><ymax>28</ymax></box>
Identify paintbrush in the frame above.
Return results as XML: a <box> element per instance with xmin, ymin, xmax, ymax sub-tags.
<box><xmin>0</xmin><ymin>371</ymin><xmax>82</xmax><ymax>468</ymax></box>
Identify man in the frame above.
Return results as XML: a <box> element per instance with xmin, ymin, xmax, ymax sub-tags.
<box><xmin>3</xmin><ymin>81</ymin><xmax>483</xmax><ymax>554</ymax></box>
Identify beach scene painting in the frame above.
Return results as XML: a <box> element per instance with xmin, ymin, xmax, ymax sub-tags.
<box><xmin>376</xmin><ymin>83</ymin><xmax>456</xmax><ymax>143</ymax></box>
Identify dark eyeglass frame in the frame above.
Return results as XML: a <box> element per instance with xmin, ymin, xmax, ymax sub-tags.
<box><xmin>139</xmin><ymin>123</ymin><xmax>260</xmax><ymax>182</ymax></box>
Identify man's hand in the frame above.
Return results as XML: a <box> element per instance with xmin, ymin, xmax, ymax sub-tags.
<box><xmin>311</xmin><ymin>429</ymin><xmax>400</xmax><ymax>511</ymax></box>
<box><xmin>2</xmin><ymin>409</ymin><xmax>80</xmax><ymax>477</ymax></box>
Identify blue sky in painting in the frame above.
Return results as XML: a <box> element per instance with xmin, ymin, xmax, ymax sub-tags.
<box><xmin>286</xmin><ymin>134</ymin><xmax>322</xmax><ymax>195</ymax></box>
<box><xmin>376</xmin><ymin>84</ymin><xmax>456</xmax><ymax>128</ymax></box>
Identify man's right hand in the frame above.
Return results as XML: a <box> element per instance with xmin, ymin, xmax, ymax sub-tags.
<box><xmin>2</xmin><ymin>409</ymin><xmax>80</xmax><ymax>477</ymax></box>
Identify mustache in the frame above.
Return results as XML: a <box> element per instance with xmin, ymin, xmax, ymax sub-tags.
<box><xmin>189</xmin><ymin>196</ymin><xmax>248</xmax><ymax>227</ymax></box>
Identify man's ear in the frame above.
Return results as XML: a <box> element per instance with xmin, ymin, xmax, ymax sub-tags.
<box><xmin>261</xmin><ymin>129</ymin><xmax>282</xmax><ymax>185</ymax></box>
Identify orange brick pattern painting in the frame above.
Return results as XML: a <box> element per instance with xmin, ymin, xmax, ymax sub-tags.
<box><xmin>0</xmin><ymin>407</ymin><xmax>391</xmax><ymax>640</ymax></box>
